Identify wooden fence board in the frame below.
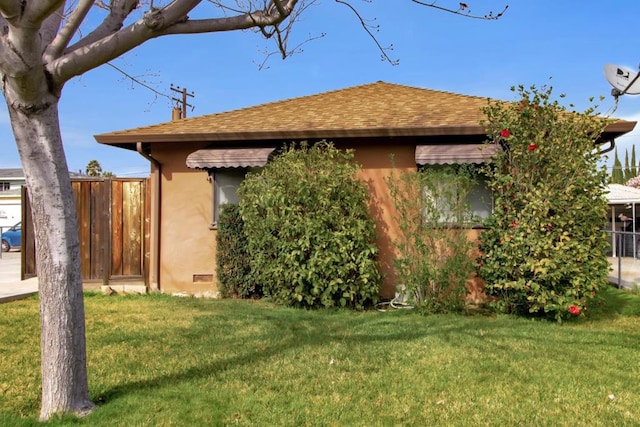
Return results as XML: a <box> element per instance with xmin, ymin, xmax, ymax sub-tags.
<box><xmin>23</xmin><ymin>178</ymin><xmax>148</xmax><ymax>287</ymax></box>
<box><xmin>122</xmin><ymin>181</ymin><xmax>143</xmax><ymax>277</ymax></box>
<box><xmin>74</xmin><ymin>181</ymin><xmax>92</xmax><ymax>279</ymax></box>
<box><xmin>111</xmin><ymin>180</ymin><xmax>123</xmax><ymax>276</ymax></box>
<box><xmin>89</xmin><ymin>180</ymin><xmax>104</xmax><ymax>280</ymax></box>
<box><xmin>21</xmin><ymin>186</ymin><xmax>37</xmax><ymax>280</ymax></box>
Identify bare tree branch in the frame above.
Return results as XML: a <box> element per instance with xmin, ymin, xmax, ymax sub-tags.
<box><xmin>106</xmin><ymin>61</ymin><xmax>171</xmax><ymax>100</ymax></box>
<box><xmin>64</xmin><ymin>0</ymin><xmax>140</xmax><ymax>53</ymax></box>
<box><xmin>142</xmin><ymin>0</ymin><xmax>201</xmax><ymax>31</ymax></box>
<box><xmin>40</xmin><ymin>5</ymin><xmax>65</xmax><ymax>48</ymax></box>
<box><xmin>0</xmin><ymin>0</ymin><xmax>23</xmax><ymax>22</ymax></box>
<box><xmin>45</xmin><ymin>0</ymin><xmax>95</xmax><ymax>62</ymax></box>
<box><xmin>335</xmin><ymin>0</ymin><xmax>398</xmax><ymax>65</ymax></box>
<box><xmin>410</xmin><ymin>0</ymin><xmax>508</xmax><ymax>20</ymax></box>
<box><xmin>255</xmin><ymin>30</ymin><xmax>325</xmax><ymax>70</ymax></box>
<box><xmin>54</xmin><ymin>0</ymin><xmax>300</xmax><ymax>83</ymax></box>
<box><xmin>23</xmin><ymin>0</ymin><xmax>66</xmax><ymax>26</ymax></box>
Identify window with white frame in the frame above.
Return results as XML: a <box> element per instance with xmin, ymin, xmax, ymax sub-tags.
<box><xmin>209</xmin><ymin>167</ymin><xmax>264</xmax><ymax>228</ymax></box>
<box><xmin>415</xmin><ymin>144</ymin><xmax>496</xmax><ymax>228</ymax></box>
<box><xmin>0</xmin><ymin>182</ymin><xmax>10</xmax><ymax>192</ymax></box>
<box><xmin>420</xmin><ymin>164</ymin><xmax>493</xmax><ymax>228</ymax></box>
<box><xmin>209</xmin><ymin>169</ymin><xmax>246</xmax><ymax>228</ymax></box>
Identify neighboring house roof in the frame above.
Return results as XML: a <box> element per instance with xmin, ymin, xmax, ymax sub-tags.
<box><xmin>0</xmin><ymin>168</ymin><xmax>85</xmax><ymax>179</ymax></box>
<box><xmin>0</xmin><ymin>168</ymin><xmax>26</xmax><ymax>180</ymax></box>
<box><xmin>94</xmin><ymin>81</ymin><xmax>636</xmax><ymax>149</ymax></box>
<box><xmin>606</xmin><ymin>184</ymin><xmax>640</xmax><ymax>204</ymax></box>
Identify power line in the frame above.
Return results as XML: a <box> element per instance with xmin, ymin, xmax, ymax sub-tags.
<box><xmin>170</xmin><ymin>84</ymin><xmax>195</xmax><ymax>119</ymax></box>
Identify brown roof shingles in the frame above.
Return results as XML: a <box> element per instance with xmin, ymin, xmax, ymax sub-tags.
<box><xmin>94</xmin><ymin>81</ymin><xmax>636</xmax><ymax>146</ymax></box>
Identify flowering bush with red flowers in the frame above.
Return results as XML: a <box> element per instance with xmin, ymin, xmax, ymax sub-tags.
<box><xmin>478</xmin><ymin>85</ymin><xmax>609</xmax><ymax>321</ymax></box>
<box><xmin>568</xmin><ymin>305</ymin><xmax>581</xmax><ymax>316</ymax></box>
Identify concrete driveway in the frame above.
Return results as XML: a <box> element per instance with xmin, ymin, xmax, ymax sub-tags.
<box><xmin>0</xmin><ymin>251</ymin><xmax>38</xmax><ymax>302</ymax></box>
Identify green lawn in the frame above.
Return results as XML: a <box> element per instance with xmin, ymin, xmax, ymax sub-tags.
<box><xmin>1</xmin><ymin>288</ymin><xmax>639</xmax><ymax>426</ymax></box>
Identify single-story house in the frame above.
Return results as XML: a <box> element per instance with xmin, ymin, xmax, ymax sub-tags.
<box><xmin>94</xmin><ymin>81</ymin><xmax>636</xmax><ymax>298</ymax></box>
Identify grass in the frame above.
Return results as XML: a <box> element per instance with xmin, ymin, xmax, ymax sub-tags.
<box><xmin>1</xmin><ymin>287</ymin><xmax>640</xmax><ymax>426</ymax></box>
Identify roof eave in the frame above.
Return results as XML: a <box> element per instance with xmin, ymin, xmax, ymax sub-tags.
<box><xmin>94</xmin><ymin>125</ymin><xmax>488</xmax><ymax>147</ymax></box>
<box><xmin>94</xmin><ymin>120</ymin><xmax>637</xmax><ymax>150</ymax></box>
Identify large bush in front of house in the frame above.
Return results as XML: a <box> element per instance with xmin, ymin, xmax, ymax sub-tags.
<box><xmin>387</xmin><ymin>166</ymin><xmax>478</xmax><ymax>313</ymax></box>
<box><xmin>478</xmin><ymin>85</ymin><xmax>610</xmax><ymax>321</ymax></box>
<box><xmin>238</xmin><ymin>141</ymin><xmax>382</xmax><ymax>309</ymax></box>
<box><xmin>216</xmin><ymin>203</ymin><xmax>259</xmax><ymax>298</ymax></box>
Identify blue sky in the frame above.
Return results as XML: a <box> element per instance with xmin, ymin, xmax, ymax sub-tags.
<box><xmin>2</xmin><ymin>0</ymin><xmax>640</xmax><ymax>176</ymax></box>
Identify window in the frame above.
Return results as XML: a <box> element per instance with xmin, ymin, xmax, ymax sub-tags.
<box><xmin>420</xmin><ymin>164</ymin><xmax>493</xmax><ymax>228</ymax></box>
<box><xmin>209</xmin><ymin>167</ymin><xmax>261</xmax><ymax>228</ymax></box>
<box><xmin>185</xmin><ymin>147</ymin><xmax>276</xmax><ymax>228</ymax></box>
<box><xmin>0</xmin><ymin>182</ymin><xmax>10</xmax><ymax>192</ymax></box>
<box><xmin>415</xmin><ymin>144</ymin><xmax>496</xmax><ymax>228</ymax></box>
<box><xmin>209</xmin><ymin>169</ymin><xmax>245</xmax><ymax>228</ymax></box>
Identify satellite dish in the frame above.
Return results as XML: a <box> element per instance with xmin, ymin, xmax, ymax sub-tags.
<box><xmin>604</xmin><ymin>64</ymin><xmax>640</xmax><ymax>95</ymax></box>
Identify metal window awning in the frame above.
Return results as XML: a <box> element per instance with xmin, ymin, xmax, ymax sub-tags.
<box><xmin>186</xmin><ymin>147</ymin><xmax>276</xmax><ymax>169</ymax></box>
<box><xmin>415</xmin><ymin>144</ymin><xmax>498</xmax><ymax>165</ymax></box>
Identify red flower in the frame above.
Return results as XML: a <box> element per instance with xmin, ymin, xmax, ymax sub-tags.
<box><xmin>568</xmin><ymin>305</ymin><xmax>581</xmax><ymax>316</ymax></box>
<box><xmin>509</xmin><ymin>220</ymin><xmax>518</xmax><ymax>229</ymax></box>
<box><xmin>500</xmin><ymin>129</ymin><xmax>511</xmax><ymax>138</ymax></box>
<box><xmin>528</xmin><ymin>144</ymin><xmax>538</xmax><ymax>152</ymax></box>
<box><xmin>533</xmin><ymin>105</ymin><xmax>539</xmax><ymax>110</ymax></box>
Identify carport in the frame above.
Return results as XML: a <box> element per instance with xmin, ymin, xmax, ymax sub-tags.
<box><xmin>605</xmin><ymin>184</ymin><xmax>640</xmax><ymax>257</ymax></box>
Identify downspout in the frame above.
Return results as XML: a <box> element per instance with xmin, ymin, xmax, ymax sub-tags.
<box><xmin>136</xmin><ymin>142</ymin><xmax>160</xmax><ymax>292</ymax></box>
<box><xmin>599</xmin><ymin>138</ymin><xmax>616</xmax><ymax>155</ymax></box>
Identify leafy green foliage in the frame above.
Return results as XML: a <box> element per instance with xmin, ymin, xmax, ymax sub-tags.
<box><xmin>216</xmin><ymin>203</ymin><xmax>260</xmax><ymax>298</ymax></box>
<box><xmin>479</xmin><ymin>85</ymin><xmax>610</xmax><ymax>321</ymax></box>
<box><xmin>238</xmin><ymin>141</ymin><xmax>381</xmax><ymax>309</ymax></box>
<box><xmin>387</xmin><ymin>166</ymin><xmax>478</xmax><ymax>313</ymax></box>
<box><xmin>85</xmin><ymin>159</ymin><xmax>114</xmax><ymax>177</ymax></box>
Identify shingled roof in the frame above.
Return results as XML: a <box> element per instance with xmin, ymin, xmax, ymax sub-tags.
<box><xmin>94</xmin><ymin>81</ymin><xmax>636</xmax><ymax>148</ymax></box>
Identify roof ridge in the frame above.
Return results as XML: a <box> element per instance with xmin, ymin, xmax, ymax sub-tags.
<box><xmin>94</xmin><ymin>81</ymin><xmax>636</xmax><ymax>145</ymax></box>
<box><xmin>148</xmin><ymin>81</ymin><xmax>494</xmax><ymax>128</ymax></box>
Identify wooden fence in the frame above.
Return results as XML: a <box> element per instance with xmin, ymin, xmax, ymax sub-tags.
<box><xmin>22</xmin><ymin>178</ymin><xmax>150</xmax><ymax>291</ymax></box>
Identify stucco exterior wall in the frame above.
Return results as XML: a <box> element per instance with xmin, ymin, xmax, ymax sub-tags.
<box><xmin>349</xmin><ymin>142</ymin><xmax>416</xmax><ymax>299</ymax></box>
<box><xmin>150</xmin><ymin>140</ymin><xmax>481</xmax><ymax>300</ymax></box>
<box><xmin>153</xmin><ymin>143</ymin><xmax>218</xmax><ymax>297</ymax></box>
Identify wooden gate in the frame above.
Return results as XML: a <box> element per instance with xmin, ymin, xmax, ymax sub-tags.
<box><xmin>22</xmin><ymin>178</ymin><xmax>149</xmax><ymax>291</ymax></box>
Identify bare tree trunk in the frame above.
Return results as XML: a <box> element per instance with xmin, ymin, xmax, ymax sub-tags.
<box><xmin>8</xmin><ymin>101</ymin><xmax>95</xmax><ymax>420</ymax></box>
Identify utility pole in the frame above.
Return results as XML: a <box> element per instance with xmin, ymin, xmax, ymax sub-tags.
<box><xmin>170</xmin><ymin>84</ymin><xmax>195</xmax><ymax>119</ymax></box>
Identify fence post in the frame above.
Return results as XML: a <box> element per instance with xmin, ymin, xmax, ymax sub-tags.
<box><xmin>618</xmin><ymin>231</ymin><xmax>622</xmax><ymax>289</ymax></box>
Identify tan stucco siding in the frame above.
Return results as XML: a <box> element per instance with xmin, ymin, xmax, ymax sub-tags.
<box><xmin>154</xmin><ymin>144</ymin><xmax>218</xmax><ymax>297</ymax></box>
<box><xmin>351</xmin><ymin>143</ymin><xmax>416</xmax><ymax>299</ymax></box>
<box><xmin>150</xmin><ymin>141</ymin><xmax>465</xmax><ymax>300</ymax></box>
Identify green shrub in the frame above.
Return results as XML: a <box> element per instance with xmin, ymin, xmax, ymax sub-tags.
<box><xmin>216</xmin><ymin>203</ymin><xmax>259</xmax><ymax>298</ymax></box>
<box><xmin>387</xmin><ymin>166</ymin><xmax>478</xmax><ymax>313</ymax></box>
<box><xmin>479</xmin><ymin>85</ymin><xmax>609</xmax><ymax>321</ymax></box>
<box><xmin>238</xmin><ymin>141</ymin><xmax>381</xmax><ymax>309</ymax></box>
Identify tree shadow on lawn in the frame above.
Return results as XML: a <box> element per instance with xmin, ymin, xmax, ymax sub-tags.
<box><xmin>91</xmin><ymin>306</ymin><xmax>472</xmax><ymax>405</ymax></box>
<box><xmin>91</xmin><ymin>291</ymin><xmax>640</xmax><ymax>407</ymax></box>
<box><xmin>587</xmin><ymin>284</ymin><xmax>640</xmax><ymax>318</ymax></box>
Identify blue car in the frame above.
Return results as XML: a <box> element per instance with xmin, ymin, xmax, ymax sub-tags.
<box><xmin>1</xmin><ymin>222</ymin><xmax>21</xmax><ymax>252</ymax></box>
